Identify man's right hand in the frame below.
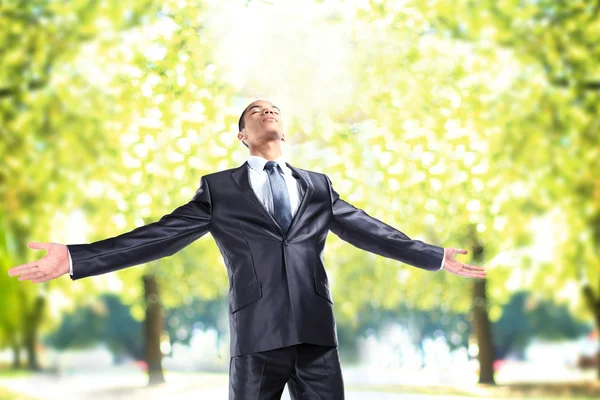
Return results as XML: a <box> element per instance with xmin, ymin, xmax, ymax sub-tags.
<box><xmin>8</xmin><ymin>242</ymin><xmax>70</xmax><ymax>283</ymax></box>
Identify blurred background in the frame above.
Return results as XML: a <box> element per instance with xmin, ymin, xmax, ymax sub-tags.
<box><xmin>0</xmin><ymin>0</ymin><xmax>599</xmax><ymax>399</ymax></box>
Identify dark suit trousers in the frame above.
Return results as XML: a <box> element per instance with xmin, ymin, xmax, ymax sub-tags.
<box><xmin>229</xmin><ymin>343</ymin><xmax>345</xmax><ymax>400</ymax></box>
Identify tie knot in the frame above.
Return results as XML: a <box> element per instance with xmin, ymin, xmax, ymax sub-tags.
<box><xmin>264</xmin><ymin>161</ymin><xmax>279</xmax><ymax>171</ymax></box>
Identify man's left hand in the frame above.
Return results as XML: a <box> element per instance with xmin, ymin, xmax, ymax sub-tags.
<box><xmin>442</xmin><ymin>248</ymin><xmax>486</xmax><ymax>279</ymax></box>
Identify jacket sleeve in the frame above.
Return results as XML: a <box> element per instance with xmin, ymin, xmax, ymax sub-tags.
<box><xmin>325</xmin><ymin>174</ymin><xmax>444</xmax><ymax>271</ymax></box>
<box><xmin>67</xmin><ymin>176</ymin><xmax>212</xmax><ymax>280</ymax></box>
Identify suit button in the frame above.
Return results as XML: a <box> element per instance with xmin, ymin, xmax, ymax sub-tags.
<box><xmin>284</xmin><ymin>240</ymin><xmax>290</xmax><ymax>246</ymax></box>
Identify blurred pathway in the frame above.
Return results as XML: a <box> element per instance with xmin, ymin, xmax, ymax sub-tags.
<box><xmin>0</xmin><ymin>365</ymin><xmax>477</xmax><ymax>400</ymax></box>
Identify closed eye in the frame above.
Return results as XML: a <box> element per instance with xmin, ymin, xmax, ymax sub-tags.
<box><xmin>249</xmin><ymin>106</ymin><xmax>281</xmax><ymax>115</ymax></box>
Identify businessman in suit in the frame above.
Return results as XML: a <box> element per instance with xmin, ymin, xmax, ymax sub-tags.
<box><xmin>9</xmin><ymin>99</ymin><xmax>486</xmax><ymax>399</ymax></box>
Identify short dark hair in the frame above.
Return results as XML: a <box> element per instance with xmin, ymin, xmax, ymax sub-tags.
<box><xmin>238</xmin><ymin>105</ymin><xmax>249</xmax><ymax>148</ymax></box>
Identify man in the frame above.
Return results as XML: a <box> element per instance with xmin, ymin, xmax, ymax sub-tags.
<box><xmin>9</xmin><ymin>100</ymin><xmax>486</xmax><ymax>399</ymax></box>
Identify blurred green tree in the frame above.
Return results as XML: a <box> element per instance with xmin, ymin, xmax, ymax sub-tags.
<box><xmin>5</xmin><ymin>0</ymin><xmax>597</xmax><ymax>386</ymax></box>
<box><xmin>47</xmin><ymin>0</ymin><xmax>241</xmax><ymax>383</ymax></box>
<box><xmin>45</xmin><ymin>293</ymin><xmax>143</xmax><ymax>361</ymax></box>
<box><xmin>494</xmin><ymin>291</ymin><xmax>591</xmax><ymax>360</ymax></box>
<box><xmin>0</xmin><ymin>213</ymin><xmax>23</xmax><ymax>368</ymax></box>
<box><xmin>347</xmin><ymin>0</ymin><xmax>600</xmax><ymax>382</ymax></box>
<box><xmin>164</xmin><ymin>296</ymin><xmax>228</xmax><ymax>350</ymax></box>
<box><xmin>306</xmin><ymin>3</ymin><xmax>531</xmax><ymax>383</ymax></box>
<box><xmin>409</xmin><ymin>0</ymin><xmax>600</xmax><ymax>378</ymax></box>
<box><xmin>0</xmin><ymin>0</ymin><xmax>162</xmax><ymax>370</ymax></box>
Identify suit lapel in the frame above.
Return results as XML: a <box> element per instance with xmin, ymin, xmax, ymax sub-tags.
<box><xmin>230</xmin><ymin>161</ymin><xmax>314</xmax><ymax>236</ymax></box>
<box><xmin>286</xmin><ymin>162</ymin><xmax>314</xmax><ymax>235</ymax></box>
<box><xmin>231</xmin><ymin>162</ymin><xmax>283</xmax><ymax>233</ymax></box>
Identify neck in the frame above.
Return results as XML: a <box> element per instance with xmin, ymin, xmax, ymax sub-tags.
<box><xmin>249</xmin><ymin>141</ymin><xmax>283</xmax><ymax>161</ymax></box>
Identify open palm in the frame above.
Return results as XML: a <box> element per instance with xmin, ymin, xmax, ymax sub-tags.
<box><xmin>8</xmin><ymin>242</ymin><xmax>70</xmax><ymax>283</ymax></box>
<box><xmin>442</xmin><ymin>248</ymin><xmax>486</xmax><ymax>279</ymax></box>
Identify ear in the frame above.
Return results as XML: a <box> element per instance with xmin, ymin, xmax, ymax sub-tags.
<box><xmin>237</xmin><ymin>129</ymin><xmax>247</xmax><ymax>141</ymax></box>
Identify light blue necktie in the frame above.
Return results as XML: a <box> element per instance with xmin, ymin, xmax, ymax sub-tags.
<box><xmin>264</xmin><ymin>161</ymin><xmax>292</xmax><ymax>231</ymax></box>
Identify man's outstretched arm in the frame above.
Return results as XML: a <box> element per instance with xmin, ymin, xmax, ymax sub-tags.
<box><xmin>325</xmin><ymin>175</ymin><xmax>486</xmax><ymax>279</ymax></box>
<box><xmin>9</xmin><ymin>176</ymin><xmax>212</xmax><ymax>283</ymax></box>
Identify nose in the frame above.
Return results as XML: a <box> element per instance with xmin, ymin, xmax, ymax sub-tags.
<box><xmin>263</xmin><ymin>108</ymin><xmax>276</xmax><ymax>115</ymax></box>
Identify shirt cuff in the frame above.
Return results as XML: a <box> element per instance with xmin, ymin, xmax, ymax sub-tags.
<box><xmin>68</xmin><ymin>249</ymin><xmax>73</xmax><ymax>276</ymax></box>
<box><xmin>438</xmin><ymin>248</ymin><xmax>445</xmax><ymax>271</ymax></box>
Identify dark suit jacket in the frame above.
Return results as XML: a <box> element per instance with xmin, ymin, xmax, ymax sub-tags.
<box><xmin>68</xmin><ymin>162</ymin><xmax>444</xmax><ymax>357</ymax></box>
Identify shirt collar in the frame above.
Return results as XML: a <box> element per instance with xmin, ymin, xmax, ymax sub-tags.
<box><xmin>248</xmin><ymin>155</ymin><xmax>290</xmax><ymax>175</ymax></box>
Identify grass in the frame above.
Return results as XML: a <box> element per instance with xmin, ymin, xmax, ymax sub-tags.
<box><xmin>0</xmin><ymin>387</ymin><xmax>33</xmax><ymax>400</ymax></box>
<box><xmin>347</xmin><ymin>381</ymin><xmax>600</xmax><ymax>399</ymax></box>
<box><xmin>0</xmin><ymin>365</ymin><xmax>598</xmax><ymax>399</ymax></box>
<box><xmin>0</xmin><ymin>366</ymin><xmax>34</xmax><ymax>400</ymax></box>
<box><xmin>0</xmin><ymin>369</ymin><xmax>32</xmax><ymax>379</ymax></box>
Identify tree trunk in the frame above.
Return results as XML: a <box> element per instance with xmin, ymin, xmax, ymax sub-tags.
<box><xmin>10</xmin><ymin>333</ymin><xmax>21</xmax><ymax>369</ymax></box>
<box><xmin>2</xmin><ymin>321</ymin><xmax>21</xmax><ymax>369</ymax></box>
<box><xmin>143</xmin><ymin>274</ymin><xmax>165</xmax><ymax>385</ymax></box>
<box><xmin>582</xmin><ymin>276</ymin><xmax>600</xmax><ymax>380</ymax></box>
<box><xmin>469</xmin><ymin>231</ymin><xmax>495</xmax><ymax>385</ymax></box>
<box><xmin>23</xmin><ymin>295</ymin><xmax>46</xmax><ymax>371</ymax></box>
<box><xmin>596</xmin><ymin>310</ymin><xmax>600</xmax><ymax>380</ymax></box>
<box><xmin>472</xmin><ymin>278</ymin><xmax>496</xmax><ymax>384</ymax></box>
<box><xmin>590</xmin><ymin>287</ymin><xmax>600</xmax><ymax>380</ymax></box>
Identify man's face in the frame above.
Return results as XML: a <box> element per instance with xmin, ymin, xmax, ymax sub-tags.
<box><xmin>238</xmin><ymin>100</ymin><xmax>284</xmax><ymax>148</ymax></box>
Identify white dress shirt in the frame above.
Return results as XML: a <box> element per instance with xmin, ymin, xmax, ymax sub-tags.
<box><xmin>69</xmin><ymin>155</ymin><xmax>443</xmax><ymax>274</ymax></box>
<box><xmin>246</xmin><ymin>155</ymin><xmax>302</xmax><ymax>219</ymax></box>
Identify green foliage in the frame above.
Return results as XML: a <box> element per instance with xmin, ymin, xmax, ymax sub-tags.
<box><xmin>342</xmin><ymin>0</ymin><xmax>600</xmax><ymax>323</ymax></box>
<box><xmin>2</xmin><ymin>0</ymin><xmax>598</xmax><ymax>362</ymax></box>
<box><xmin>494</xmin><ymin>292</ymin><xmax>591</xmax><ymax>360</ymax></box>
<box><xmin>45</xmin><ymin>292</ymin><xmax>229</xmax><ymax>359</ymax></box>
<box><xmin>0</xmin><ymin>213</ymin><xmax>21</xmax><ymax>348</ymax></box>
<box><xmin>0</xmin><ymin>0</ymin><xmax>170</xmax><ymax>355</ymax></box>
<box><xmin>349</xmin><ymin>303</ymin><xmax>470</xmax><ymax>349</ymax></box>
<box><xmin>164</xmin><ymin>296</ymin><xmax>228</xmax><ymax>347</ymax></box>
<box><xmin>0</xmin><ymin>0</ymin><xmax>238</xmax><ymax>354</ymax></box>
<box><xmin>45</xmin><ymin>294</ymin><xmax>143</xmax><ymax>360</ymax></box>
<box><xmin>302</xmin><ymin>0</ymin><xmax>529</xmax><ymax>321</ymax></box>
<box><xmin>425</xmin><ymin>0</ymin><xmax>600</xmax><ymax>316</ymax></box>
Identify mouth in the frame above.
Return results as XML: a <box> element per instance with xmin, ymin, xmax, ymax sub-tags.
<box><xmin>263</xmin><ymin>117</ymin><xmax>277</xmax><ymax>123</ymax></box>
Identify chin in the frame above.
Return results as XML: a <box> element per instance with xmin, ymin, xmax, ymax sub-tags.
<box><xmin>264</xmin><ymin>130</ymin><xmax>282</xmax><ymax>140</ymax></box>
